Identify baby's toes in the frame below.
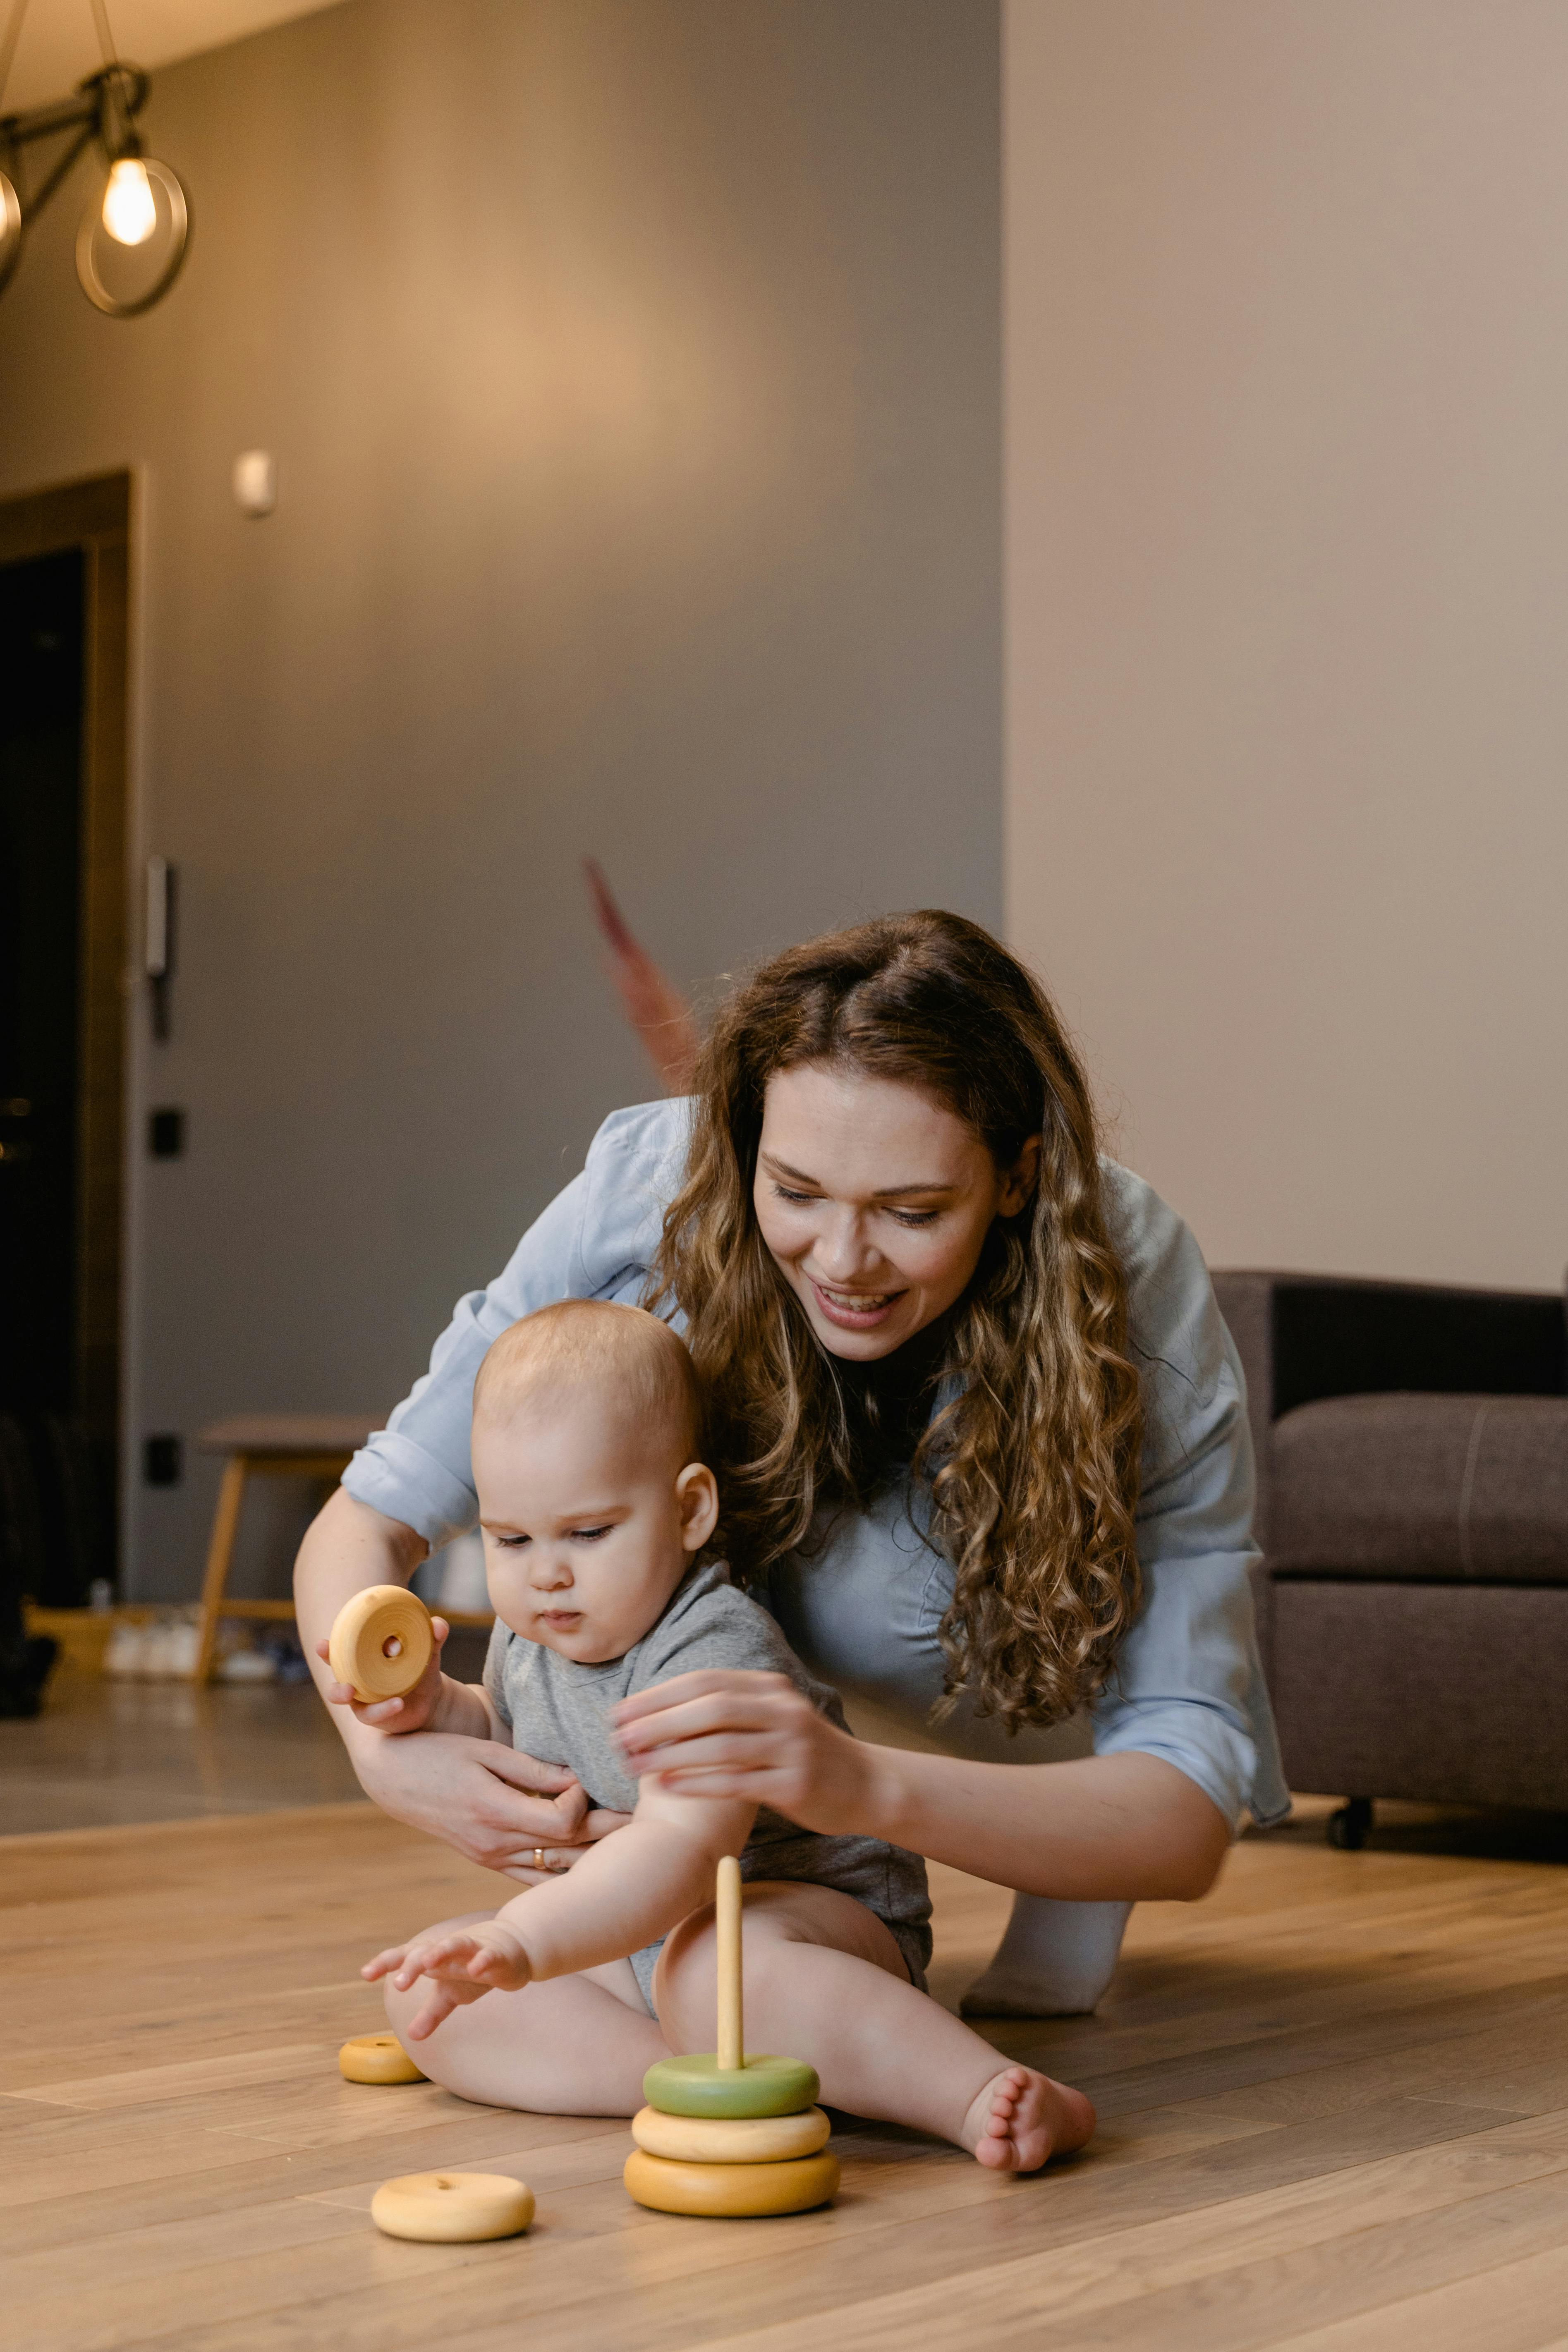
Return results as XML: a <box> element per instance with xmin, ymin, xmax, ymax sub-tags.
<box><xmin>989</xmin><ymin>2067</ymin><xmax>1027</xmax><ymax>2122</ymax></box>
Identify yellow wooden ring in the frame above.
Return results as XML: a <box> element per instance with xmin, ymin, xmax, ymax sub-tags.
<box><xmin>631</xmin><ymin>2105</ymin><xmax>831</xmax><ymax>2163</ymax></box>
<box><xmin>371</xmin><ymin>2170</ymin><xmax>534</xmax><ymax>2242</ymax></box>
<box><xmin>624</xmin><ymin>2148</ymin><xmax>838</xmax><ymax>2218</ymax></box>
<box><xmin>338</xmin><ymin>2033</ymin><xmax>426</xmax><ymax>2085</ymax></box>
<box><xmin>328</xmin><ymin>1586</ymin><xmax>433</xmax><ymax>1704</ymax></box>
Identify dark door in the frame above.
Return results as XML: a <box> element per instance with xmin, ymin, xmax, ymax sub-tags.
<box><xmin>0</xmin><ymin>548</ymin><xmax>85</xmax><ymax>1417</ymax></box>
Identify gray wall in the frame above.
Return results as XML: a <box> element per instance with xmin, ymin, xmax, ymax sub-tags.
<box><xmin>0</xmin><ymin>0</ymin><xmax>1001</xmax><ymax>1597</ymax></box>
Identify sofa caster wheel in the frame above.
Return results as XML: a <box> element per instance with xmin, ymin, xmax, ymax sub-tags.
<box><xmin>1327</xmin><ymin>1798</ymin><xmax>1373</xmax><ymax>1851</ymax></box>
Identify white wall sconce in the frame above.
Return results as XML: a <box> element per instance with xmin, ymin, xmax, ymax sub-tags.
<box><xmin>145</xmin><ymin>853</ymin><xmax>176</xmax><ymax>1040</ymax></box>
<box><xmin>232</xmin><ymin>450</ymin><xmax>277</xmax><ymax>519</ymax></box>
<box><xmin>0</xmin><ymin>0</ymin><xmax>191</xmax><ymax>317</ymax></box>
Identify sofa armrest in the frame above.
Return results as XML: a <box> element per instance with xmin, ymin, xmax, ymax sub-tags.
<box><xmin>1209</xmin><ymin>1269</ymin><xmax>1566</xmax><ymax>1550</ymax></box>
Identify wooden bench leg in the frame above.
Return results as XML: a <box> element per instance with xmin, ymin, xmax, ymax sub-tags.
<box><xmin>195</xmin><ymin>1456</ymin><xmax>249</xmax><ymax>1685</ymax></box>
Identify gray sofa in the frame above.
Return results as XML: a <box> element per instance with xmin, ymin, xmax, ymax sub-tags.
<box><xmin>1211</xmin><ymin>1271</ymin><xmax>1568</xmax><ymax>1845</ymax></box>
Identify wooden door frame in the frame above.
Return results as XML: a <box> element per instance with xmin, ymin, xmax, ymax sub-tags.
<box><xmin>0</xmin><ymin>471</ymin><xmax>132</xmax><ymax>1450</ymax></box>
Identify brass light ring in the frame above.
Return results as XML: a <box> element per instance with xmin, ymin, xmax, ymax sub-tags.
<box><xmin>75</xmin><ymin>158</ymin><xmax>189</xmax><ymax>317</ymax></box>
<box><xmin>0</xmin><ymin>174</ymin><xmax>20</xmax><ymax>298</ymax></box>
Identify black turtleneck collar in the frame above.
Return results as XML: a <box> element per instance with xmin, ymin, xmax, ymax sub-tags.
<box><xmin>833</xmin><ymin>1309</ymin><xmax>953</xmax><ymax>1476</ymax></box>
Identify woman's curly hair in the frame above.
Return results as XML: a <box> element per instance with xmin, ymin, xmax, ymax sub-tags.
<box><xmin>646</xmin><ymin>909</ymin><xmax>1144</xmax><ymax>1733</ymax></box>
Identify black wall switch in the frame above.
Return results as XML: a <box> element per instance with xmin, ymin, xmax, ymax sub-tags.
<box><xmin>148</xmin><ymin>1108</ymin><xmax>185</xmax><ymax>1158</ymax></box>
<box><xmin>144</xmin><ymin>1434</ymin><xmax>182</xmax><ymax>1486</ymax></box>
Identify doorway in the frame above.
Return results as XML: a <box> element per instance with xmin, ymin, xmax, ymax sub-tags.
<box><xmin>0</xmin><ymin>473</ymin><xmax>131</xmax><ymax>1603</ymax></box>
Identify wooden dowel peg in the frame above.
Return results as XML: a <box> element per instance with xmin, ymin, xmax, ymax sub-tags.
<box><xmin>716</xmin><ymin>1855</ymin><xmax>743</xmax><ymax>2071</ymax></box>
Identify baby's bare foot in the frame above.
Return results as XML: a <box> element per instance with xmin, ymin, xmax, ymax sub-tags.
<box><xmin>960</xmin><ymin>2065</ymin><xmax>1096</xmax><ymax>2174</ymax></box>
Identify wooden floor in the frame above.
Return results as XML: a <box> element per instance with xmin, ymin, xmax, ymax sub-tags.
<box><xmin>4</xmin><ymin>1799</ymin><xmax>1568</xmax><ymax>2352</ymax></box>
<box><xmin>0</xmin><ymin>1643</ymin><xmax>488</xmax><ymax>1836</ymax></box>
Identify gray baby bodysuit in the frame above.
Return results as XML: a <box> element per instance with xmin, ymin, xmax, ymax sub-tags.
<box><xmin>482</xmin><ymin>1558</ymin><xmax>933</xmax><ymax>2011</ymax></box>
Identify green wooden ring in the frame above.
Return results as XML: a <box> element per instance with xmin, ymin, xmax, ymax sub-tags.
<box><xmin>643</xmin><ymin>2052</ymin><xmax>819</xmax><ymax>2120</ymax></box>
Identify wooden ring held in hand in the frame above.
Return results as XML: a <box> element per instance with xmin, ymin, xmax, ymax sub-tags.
<box><xmin>328</xmin><ymin>1585</ymin><xmax>433</xmax><ymax>1704</ymax></box>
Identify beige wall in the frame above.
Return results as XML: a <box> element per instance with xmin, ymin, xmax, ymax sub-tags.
<box><xmin>1005</xmin><ymin>0</ymin><xmax>1568</xmax><ymax>1290</ymax></box>
<box><xmin>0</xmin><ymin>0</ymin><xmax>1001</xmax><ymax>1596</ymax></box>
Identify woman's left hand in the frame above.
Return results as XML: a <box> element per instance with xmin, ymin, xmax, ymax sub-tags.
<box><xmin>512</xmin><ymin>1807</ymin><xmax>633</xmax><ymax>1880</ymax></box>
<box><xmin>613</xmin><ymin>1670</ymin><xmax>877</xmax><ymax>1835</ymax></box>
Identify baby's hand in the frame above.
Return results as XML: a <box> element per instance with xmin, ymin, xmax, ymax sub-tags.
<box><xmin>362</xmin><ymin>1921</ymin><xmax>533</xmax><ymax>2039</ymax></box>
<box><xmin>316</xmin><ymin>1617</ymin><xmax>452</xmax><ymax>1734</ymax></box>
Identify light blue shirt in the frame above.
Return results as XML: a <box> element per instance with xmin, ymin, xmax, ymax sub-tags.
<box><xmin>343</xmin><ymin>1098</ymin><xmax>1290</xmax><ymax>1828</ymax></box>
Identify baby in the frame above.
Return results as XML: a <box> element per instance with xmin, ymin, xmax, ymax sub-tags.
<box><xmin>348</xmin><ymin>1298</ymin><xmax>1094</xmax><ymax>2173</ymax></box>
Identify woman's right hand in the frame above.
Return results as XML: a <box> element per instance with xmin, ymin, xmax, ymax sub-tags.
<box><xmin>348</xmin><ymin>1725</ymin><xmax>613</xmax><ymax>1880</ymax></box>
<box><xmin>315</xmin><ymin>1620</ymin><xmax>454</xmax><ymax>1734</ymax></box>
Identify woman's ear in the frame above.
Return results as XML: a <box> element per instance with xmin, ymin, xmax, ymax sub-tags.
<box><xmin>997</xmin><ymin>1134</ymin><xmax>1041</xmax><ymax>1218</ymax></box>
<box><xmin>675</xmin><ymin>1462</ymin><xmax>721</xmax><ymax>1553</ymax></box>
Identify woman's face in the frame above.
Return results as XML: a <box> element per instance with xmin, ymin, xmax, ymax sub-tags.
<box><xmin>753</xmin><ymin>1062</ymin><xmax>1038</xmax><ymax>1362</ymax></box>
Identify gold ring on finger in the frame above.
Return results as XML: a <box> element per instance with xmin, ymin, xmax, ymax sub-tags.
<box><xmin>534</xmin><ymin>1849</ymin><xmax>546</xmax><ymax>1870</ymax></box>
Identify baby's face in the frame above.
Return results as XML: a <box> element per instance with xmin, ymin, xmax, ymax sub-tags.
<box><xmin>473</xmin><ymin>1391</ymin><xmax>716</xmax><ymax>1665</ymax></box>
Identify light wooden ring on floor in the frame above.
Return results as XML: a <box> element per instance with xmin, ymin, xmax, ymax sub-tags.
<box><xmin>630</xmin><ymin>2104</ymin><xmax>831</xmax><ymax>2163</ymax></box>
<box><xmin>338</xmin><ymin>2033</ymin><xmax>425</xmax><ymax>2085</ymax></box>
<box><xmin>371</xmin><ymin>2170</ymin><xmax>535</xmax><ymax>2242</ymax></box>
<box><xmin>328</xmin><ymin>1586</ymin><xmax>434</xmax><ymax>1704</ymax></box>
<box><xmin>624</xmin><ymin>2148</ymin><xmax>839</xmax><ymax>2218</ymax></box>
<box><xmin>642</xmin><ymin>2051</ymin><xmax>819</xmax><ymax>2120</ymax></box>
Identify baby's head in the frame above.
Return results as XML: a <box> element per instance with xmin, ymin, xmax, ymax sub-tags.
<box><xmin>471</xmin><ymin>1299</ymin><xmax>718</xmax><ymax>1664</ymax></box>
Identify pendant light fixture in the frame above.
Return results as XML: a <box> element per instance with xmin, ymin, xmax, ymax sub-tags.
<box><xmin>0</xmin><ymin>0</ymin><xmax>190</xmax><ymax>316</ymax></box>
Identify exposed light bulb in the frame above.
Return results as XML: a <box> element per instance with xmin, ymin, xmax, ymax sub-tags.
<box><xmin>103</xmin><ymin>158</ymin><xmax>156</xmax><ymax>246</ymax></box>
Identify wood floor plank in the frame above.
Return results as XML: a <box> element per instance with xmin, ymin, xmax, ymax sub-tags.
<box><xmin>1255</xmin><ymin>2240</ymin><xmax>1568</xmax><ymax>2352</ymax></box>
<box><xmin>673</xmin><ymin>2112</ymin><xmax>1568</xmax><ymax>2352</ymax></box>
<box><xmin>12</xmin><ymin>2045</ymin><xmax>334</xmax><ymax>2110</ymax></box>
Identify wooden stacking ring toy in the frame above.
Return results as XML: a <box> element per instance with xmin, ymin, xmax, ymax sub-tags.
<box><xmin>624</xmin><ymin>1856</ymin><xmax>839</xmax><ymax>2219</ymax></box>
<box><xmin>630</xmin><ymin>2105</ymin><xmax>831</xmax><ymax>2163</ymax></box>
<box><xmin>371</xmin><ymin>2170</ymin><xmax>534</xmax><ymax>2242</ymax></box>
<box><xmin>328</xmin><ymin>1585</ymin><xmax>433</xmax><ymax>1705</ymax></box>
<box><xmin>624</xmin><ymin>2148</ymin><xmax>840</xmax><ymax>2218</ymax></box>
<box><xmin>641</xmin><ymin>2050</ymin><xmax>819</xmax><ymax>2120</ymax></box>
<box><xmin>338</xmin><ymin>2032</ymin><xmax>426</xmax><ymax>2085</ymax></box>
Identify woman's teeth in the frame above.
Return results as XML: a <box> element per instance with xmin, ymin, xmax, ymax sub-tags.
<box><xmin>820</xmin><ymin>1286</ymin><xmax>896</xmax><ymax>1309</ymax></box>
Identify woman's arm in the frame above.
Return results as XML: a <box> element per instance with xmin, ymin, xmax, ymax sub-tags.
<box><xmin>297</xmin><ymin>1105</ymin><xmax>691</xmax><ymax>1872</ymax></box>
<box><xmin>613</xmin><ymin>1670</ymin><xmax>1232</xmax><ymax>1902</ymax></box>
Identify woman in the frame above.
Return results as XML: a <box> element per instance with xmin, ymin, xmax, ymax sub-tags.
<box><xmin>296</xmin><ymin>910</ymin><xmax>1287</xmax><ymax>2036</ymax></box>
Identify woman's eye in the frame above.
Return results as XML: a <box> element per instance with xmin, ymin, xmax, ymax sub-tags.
<box><xmin>772</xmin><ymin>1185</ymin><xmax>818</xmax><ymax>1207</ymax></box>
<box><xmin>889</xmin><ymin>1208</ymin><xmax>940</xmax><ymax>1229</ymax></box>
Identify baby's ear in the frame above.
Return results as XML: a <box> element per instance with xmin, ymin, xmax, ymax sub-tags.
<box><xmin>675</xmin><ymin>1462</ymin><xmax>720</xmax><ymax>1553</ymax></box>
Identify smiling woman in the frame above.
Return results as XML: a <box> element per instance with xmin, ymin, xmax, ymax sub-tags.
<box><xmin>651</xmin><ymin>918</ymin><xmax>1144</xmax><ymax>1738</ymax></box>
<box><xmin>296</xmin><ymin>909</ymin><xmax>1288</xmax><ymax>2021</ymax></box>
<box><xmin>756</xmin><ymin>1066</ymin><xmax>1034</xmax><ymax>1350</ymax></box>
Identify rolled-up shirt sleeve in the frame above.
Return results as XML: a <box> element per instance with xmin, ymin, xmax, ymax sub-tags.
<box><xmin>342</xmin><ymin>1098</ymin><xmax>692</xmax><ymax>1548</ymax></box>
<box><xmin>1091</xmin><ymin>1165</ymin><xmax>1290</xmax><ymax>1828</ymax></box>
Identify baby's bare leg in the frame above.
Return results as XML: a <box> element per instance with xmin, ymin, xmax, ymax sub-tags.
<box><xmin>382</xmin><ymin>1911</ymin><xmax>668</xmax><ymax>2114</ymax></box>
<box><xmin>654</xmin><ymin>1883</ymin><xmax>1094</xmax><ymax>2174</ymax></box>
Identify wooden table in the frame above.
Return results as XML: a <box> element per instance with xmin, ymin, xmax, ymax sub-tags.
<box><xmin>193</xmin><ymin>1415</ymin><xmax>491</xmax><ymax>1683</ymax></box>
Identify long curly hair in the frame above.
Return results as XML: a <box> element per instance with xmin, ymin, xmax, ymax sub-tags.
<box><xmin>646</xmin><ymin>910</ymin><xmax>1144</xmax><ymax>1732</ymax></box>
